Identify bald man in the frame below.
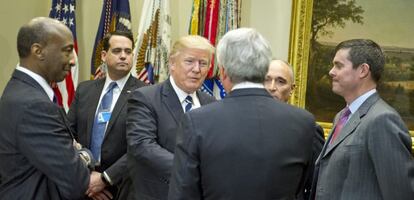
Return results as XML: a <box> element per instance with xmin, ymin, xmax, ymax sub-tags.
<box><xmin>264</xmin><ymin>59</ymin><xmax>325</xmax><ymax>199</ymax></box>
<box><xmin>264</xmin><ymin>60</ymin><xmax>296</xmax><ymax>102</ymax></box>
<box><xmin>0</xmin><ymin>17</ymin><xmax>90</xmax><ymax>199</ymax></box>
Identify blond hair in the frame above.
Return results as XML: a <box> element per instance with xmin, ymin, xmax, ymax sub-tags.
<box><xmin>169</xmin><ymin>35</ymin><xmax>215</xmax><ymax>59</ymax></box>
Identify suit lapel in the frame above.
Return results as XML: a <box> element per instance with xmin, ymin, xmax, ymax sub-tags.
<box><xmin>14</xmin><ymin>70</ymin><xmax>76</xmax><ymax>141</ymax></box>
<box><xmin>197</xmin><ymin>91</ymin><xmax>209</xmax><ymax>105</ymax></box>
<box><xmin>162</xmin><ymin>79</ymin><xmax>184</xmax><ymax>124</ymax></box>
<box><xmin>13</xmin><ymin>70</ymin><xmax>51</xmax><ymax>101</ymax></box>
<box><xmin>322</xmin><ymin>93</ymin><xmax>380</xmax><ymax>158</ymax></box>
<box><xmin>85</xmin><ymin>79</ymin><xmax>105</xmax><ymax>147</ymax></box>
<box><xmin>324</xmin><ymin>114</ymin><xmax>360</xmax><ymax>156</ymax></box>
<box><xmin>105</xmin><ymin>76</ymin><xmax>135</xmax><ymax>135</ymax></box>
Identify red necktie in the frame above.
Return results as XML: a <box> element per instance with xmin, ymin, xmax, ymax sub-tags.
<box><xmin>330</xmin><ymin>107</ymin><xmax>351</xmax><ymax>144</ymax></box>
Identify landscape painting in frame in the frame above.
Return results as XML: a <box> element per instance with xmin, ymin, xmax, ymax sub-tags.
<box><xmin>306</xmin><ymin>0</ymin><xmax>414</xmax><ymax>130</ymax></box>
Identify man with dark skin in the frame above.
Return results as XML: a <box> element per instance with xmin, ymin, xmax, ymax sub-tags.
<box><xmin>0</xmin><ymin>17</ymin><xmax>91</xmax><ymax>200</ymax></box>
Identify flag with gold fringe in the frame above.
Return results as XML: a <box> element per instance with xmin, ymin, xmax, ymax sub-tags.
<box><xmin>189</xmin><ymin>0</ymin><xmax>242</xmax><ymax>99</ymax></box>
<box><xmin>90</xmin><ymin>0</ymin><xmax>132</xmax><ymax>79</ymax></box>
<box><xmin>49</xmin><ymin>0</ymin><xmax>78</xmax><ymax>112</ymax></box>
<box><xmin>131</xmin><ymin>0</ymin><xmax>171</xmax><ymax>84</ymax></box>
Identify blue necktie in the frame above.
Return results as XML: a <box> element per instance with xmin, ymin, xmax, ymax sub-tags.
<box><xmin>184</xmin><ymin>95</ymin><xmax>193</xmax><ymax>112</ymax></box>
<box><xmin>90</xmin><ymin>82</ymin><xmax>117</xmax><ymax>160</ymax></box>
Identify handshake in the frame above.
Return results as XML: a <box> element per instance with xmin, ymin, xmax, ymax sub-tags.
<box><xmin>73</xmin><ymin>140</ymin><xmax>96</xmax><ymax>170</ymax></box>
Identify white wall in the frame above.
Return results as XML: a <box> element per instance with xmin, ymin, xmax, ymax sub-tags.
<box><xmin>0</xmin><ymin>0</ymin><xmax>51</xmax><ymax>95</ymax></box>
<box><xmin>0</xmin><ymin>0</ymin><xmax>291</xmax><ymax>95</ymax></box>
<box><xmin>241</xmin><ymin>0</ymin><xmax>292</xmax><ymax>60</ymax></box>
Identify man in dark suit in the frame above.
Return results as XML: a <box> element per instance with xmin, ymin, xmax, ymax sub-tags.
<box><xmin>0</xmin><ymin>17</ymin><xmax>90</xmax><ymax>200</ymax></box>
<box><xmin>264</xmin><ymin>59</ymin><xmax>325</xmax><ymax>199</ymax></box>
<box><xmin>312</xmin><ymin>39</ymin><xmax>414</xmax><ymax>199</ymax></box>
<box><xmin>126</xmin><ymin>35</ymin><xmax>216</xmax><ymax>200</ymax></box>
<box><xmin>168</xmin><ymin>28</ymin><xmax>316</xmax><ymax>200</ymax></box>
<box><xmin>68</xmin><ymin>30</ymin><xmax>145</xmax><ymax>200</ymax></box>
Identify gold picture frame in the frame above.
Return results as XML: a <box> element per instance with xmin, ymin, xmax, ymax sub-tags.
<box><xmin>288</xmin><ymin>0</ymin><xmax>414</xmax><ymax>149</ymax></box>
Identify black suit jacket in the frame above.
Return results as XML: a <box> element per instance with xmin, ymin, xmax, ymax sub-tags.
<box><xmin>169</xmin><ymin>88</ymin><xmax>316</xmax><ymax>200</ymax></box>
<box><xmin>126</xmin><ymin>79</ymin><xmax>215</xmax><ymax>200</ymax></box>
<box><xmin>0</xmin><ymin>70</ymin><xmax>90</xmax><ymax>200</ymax></box>
<box><xmin>67</xmin><ymin>75</ymin><xmax>145</xmax><ymax>199</ymax></box>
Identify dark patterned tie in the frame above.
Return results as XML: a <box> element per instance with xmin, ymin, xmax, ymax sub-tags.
<box><xmin>52</xmin><ymin>95</ymin><xmax>58</xmax><ymax>104</ymax></box>
<box><xmin>184</xmin><ymin>95</ymin><xmax>193</xmax><ymax>112</ymax></box>
<box><xmin>90</xmin><ymin>82</ymin><xmax>117</xmax><ymax>160</ymax></box>
<box><xmin>330</xmin><ymin>107</ymin><xmax>351</xmax><ymax>144</ymax></box>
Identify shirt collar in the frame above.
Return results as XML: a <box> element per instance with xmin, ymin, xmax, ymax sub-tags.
<box><xmin>232</xmin><ymin>81</ymin><xmax>264</xmax><ymax>91</ymax></box>
<box><xmin>348</xmin><ymin>89</ymin><xmax>377</xmax><ymax>114</ymax></box>
<box><xmin>104</xmin><ymin>73</ymin><xmax>130</xmax><ymax>92</ymax></box>
<box><xmin>170</xmin><ymin>76</ymin><xmax>197</xmax><ymax>103</ymax></box>
<box><xmin>16</xmin><ymin>65</ymin><xmax>55</xmax><ymax>102</ymax></box>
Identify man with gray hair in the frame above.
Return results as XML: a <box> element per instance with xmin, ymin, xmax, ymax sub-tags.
<box><xmin>168</xmin><ymin>28</ymin><xmax>316</xmax><ymax>200</ymax></box>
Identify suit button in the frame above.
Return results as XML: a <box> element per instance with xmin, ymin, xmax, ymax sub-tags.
<box><xmin>318</xmin><ymin>187</ymin><xmax>324</xmax><ymax>193</ymax></box>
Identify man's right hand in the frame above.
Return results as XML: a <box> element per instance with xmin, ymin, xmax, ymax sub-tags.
<box><xmin>89</xmin><ymin>189</ymin><xmax>113</xmax><ymax>200</ymax></box>
<box><xmin>87</xmin><ymin>171</ymin><xmax>113</xmax><ymax>199</ymax></box>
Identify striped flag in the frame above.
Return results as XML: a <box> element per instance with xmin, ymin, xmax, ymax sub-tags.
<box><xmin>90</xmin><ymin>0</ymin><xmax>132</xmax><ymax>79</ymax></box>
<box><xmin>49</xmin><ymin>0</ymin><xmax>78</xmax><ymax>111</ymax></box>
<box><xmin>131</xmin><ymin>0</ymin><xmax>171</xmax><ymax>84</ymax></box>
<box><xmin>189</xmin><ymin>0</ymin><xmax>242</xmax><ymax>99</ymax></box>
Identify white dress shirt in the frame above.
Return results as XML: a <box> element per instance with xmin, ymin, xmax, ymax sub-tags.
<box><xmin>170</xmin><ymin>76</ymin><xmax>201</xmax><ymax>112</ymax></box>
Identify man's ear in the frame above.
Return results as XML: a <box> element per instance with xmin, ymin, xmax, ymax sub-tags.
<box><xmin>168</xmin><ymin>57</ymin><xmax>176</xmax><ymax>72</ymax></box>
<box><xmin>359</xmin><ymin>63</ymin><xmax>370</xmax><ymax>79</ymax></box>
<box><xmin>291</xmin><ymin>83</ymin><xmax>296</xmax><ymax>92</ymax></box>
<box><xmin>101</xmin><ymin>50</ymin><xmax>107</xmax><ymax>62</ymax></box>
<box><xmin>32</xmin><ymin>43</ymin><xmax>44</xmax><ymax>61</ymax></box>
<box><xmin>219</xmin><ymin>65</ymin><xmax>227</xmax><ymax>80</ymax></box>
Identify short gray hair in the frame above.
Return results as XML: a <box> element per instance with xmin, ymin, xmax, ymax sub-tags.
<box><xmin>216</xmin><ymin>28</ymin><xmax>272</xmax><ymax>84</ymax></box>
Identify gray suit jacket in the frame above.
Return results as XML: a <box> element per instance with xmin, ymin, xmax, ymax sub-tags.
<box><xmin>67</xmin><ymin>75</ymin><xmax>145</xmax><ymax>199</ymax></box>
<box><xmin>313</xmin><ymin>93</ymin><xmax>414</xmax><ymax>200</ymax></box>
<box><xmin>126</xmin><ymin>79</ymin><xmax>215</xmax><ymax>200</ymax></box>
<box><xmin>0</xmin><ymin>70</ymin><xmax>90</xmax><ymax>200</ymax></box>
<box><xmin>169</xmin><ymin>88</ymin><xmax>316</xmax><ymax>200</ymax></box>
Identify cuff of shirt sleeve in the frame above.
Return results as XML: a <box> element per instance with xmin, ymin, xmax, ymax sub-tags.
<box><xmin>102</xmin><ymin>171</ymin><xmax>113</xmax><ymax>186</ymax></box>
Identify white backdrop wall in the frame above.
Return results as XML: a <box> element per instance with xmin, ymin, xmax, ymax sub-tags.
<box><xmin>0</xmin><ymin>0</ymin><xmax>291</xmax><ymax>95</ymax></box>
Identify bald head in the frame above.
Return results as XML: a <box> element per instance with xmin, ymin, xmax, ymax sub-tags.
<box><xmin>17</xmin><ymin>17</ymin><xmax>70</xmax><ymax>58</ymax></box>
<box><xmin>17</xmin><ymin>17</ymin><xmax>75</xmax><ymax>83</ymax></box>
<box><xmin>264</xmin><ymin>60</ymin><xmax>295</xmax><ymax>102</ymax></box>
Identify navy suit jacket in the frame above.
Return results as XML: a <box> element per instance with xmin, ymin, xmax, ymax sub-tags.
<box><xmin>126</xmin><ymin>79</ymin><xmax>215</xmax><ymax>200</ymax></box>
<box><xmin>0</xmin><ymin>70</ymin><xmax>90</xmax><ymax>200</ymax></box>
<box><xmin>169</xmin><ymin>88</ymin><xmax>316</xmax><ymax>200</ymax></box>
<box><xmin>67</xmin><ymin>75</ymin><xmax>145</xmax><ymax>199</ymax></box>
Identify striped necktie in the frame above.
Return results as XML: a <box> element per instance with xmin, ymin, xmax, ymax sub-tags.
<box><xmin>184</xmin><ymin>95</ymin><xmax>193</xmax><ymax>112</ymax></box>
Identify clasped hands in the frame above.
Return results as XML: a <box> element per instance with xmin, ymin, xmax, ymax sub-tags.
<box><xmin>73</xmin><ymin>140</ymin><xmax>113</xmax><ymax>200</ymax></box>
<box><xmin>86</xmin><ymin>171</ymin><xmax>113</xmax><ymax>200</ymax></box>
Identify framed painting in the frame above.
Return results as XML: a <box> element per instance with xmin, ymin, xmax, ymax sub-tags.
<box><xmin>288</xmin><ymin>0</ymin><xmax>414</xmax><ymax>148</ymax></box>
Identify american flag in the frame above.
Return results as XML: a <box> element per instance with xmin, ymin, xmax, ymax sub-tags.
<box><xmin>49</xmin><ymin>0</ymin><xmax>78</xmax><ymax>111</ymax></box>
<box><xmin>201</xmin><ymin>78</ymin><xmax>226</xmax><ymax>99</ymax></box>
